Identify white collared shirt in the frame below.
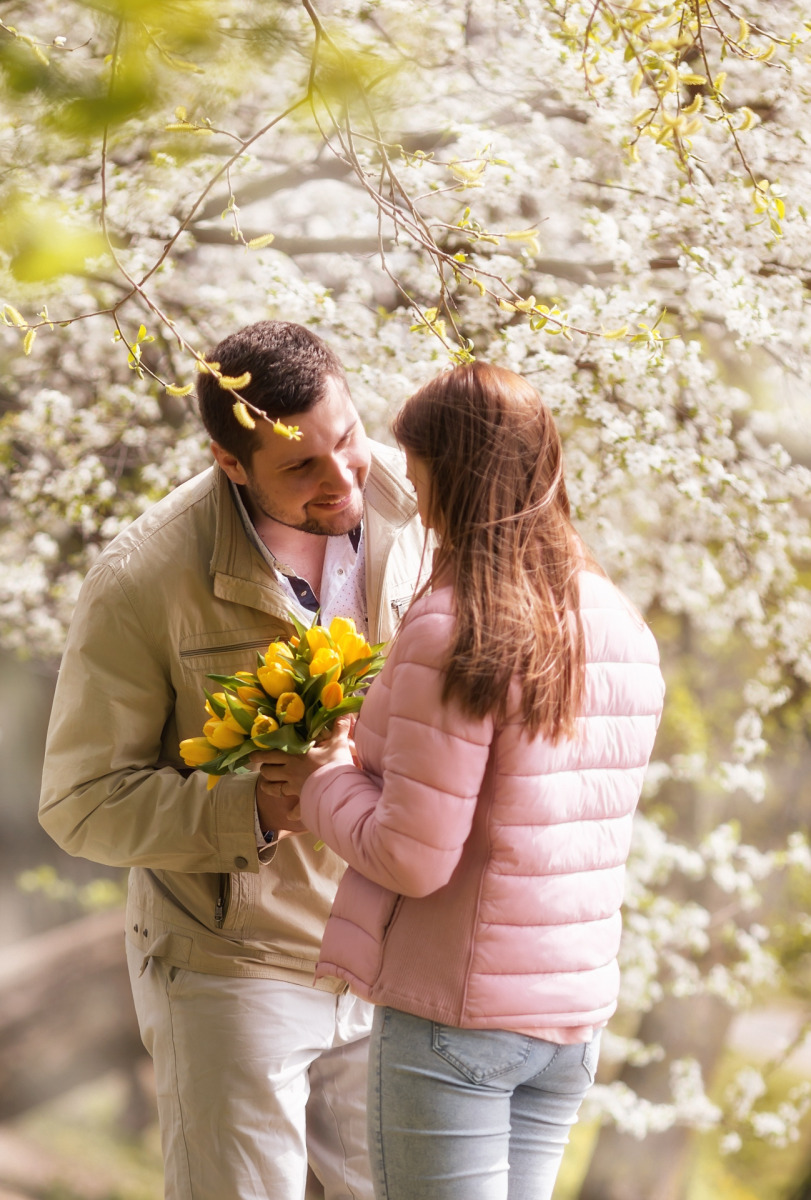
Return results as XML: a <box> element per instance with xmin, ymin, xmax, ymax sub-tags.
<box><xmin>229</xmin><ymin>481</ymin><xmax>368</xmax><ymax>637</ymax></box>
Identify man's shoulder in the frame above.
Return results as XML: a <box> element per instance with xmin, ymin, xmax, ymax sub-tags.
<box><xmin>366</xmin><ymin>440</ymin><xmax>415</xmax><ymax>525</ymax></box>
<box><xmin>98</xmin><ymin>466</ymin><xmax>217</xmax><ymax>571</ymax></box>
<box><xmin>369</xmin><ymin>438</ymin><xmax>405</xmax><ymax>474</ymax></box>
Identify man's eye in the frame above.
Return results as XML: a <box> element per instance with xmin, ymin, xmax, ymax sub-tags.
<box><xmin>287</xmin><ymin>460</ymin><xmax>312</xmax><ymax>472</ymax></box>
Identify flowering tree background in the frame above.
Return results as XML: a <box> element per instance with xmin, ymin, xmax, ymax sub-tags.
<box><xmin>1</xmin><ymin>0</ymin><xmax>811</xmax><ymax>1195</ymax></box>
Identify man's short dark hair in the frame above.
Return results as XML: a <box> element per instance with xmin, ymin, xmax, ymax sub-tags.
<box><xmin>197</xmin><ymin>320</ymin><xmax>346</xmax><ymax>463</ymax></box>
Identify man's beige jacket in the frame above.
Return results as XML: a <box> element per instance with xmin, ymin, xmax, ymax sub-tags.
<box><xmin>39</xmin><ymin>444</ymin><xmax>426</xmax><ymax>987</ymax></box>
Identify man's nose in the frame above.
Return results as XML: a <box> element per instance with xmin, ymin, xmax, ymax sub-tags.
<box><xmin>322</xmin><ymin>454</ymin><xmax>354</xmax><ymax>491</ymax></box>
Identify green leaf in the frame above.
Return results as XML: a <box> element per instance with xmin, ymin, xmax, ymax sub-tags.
<box><xmin>198</xmin><ymin>747</ymin><xmax>239</xmax><ymax>775</ymax></box>
<box><xmin>207</xmin><ymin>673</ymin><xmax>246</xmax><ymax>688</ymax></box>
<box><xmin>225</xmin><ymin>692</ymin><xmax>256</xmax><ymax>733</ymax></box>
<box><xmin>203</xmin><ymin>688</ymin><xmax>226</xmax><ymax>719</ymax></box>
<box><xmin>299</xmin><ymin>674</ymin><xmax>325</xmax><ymax>707</ymax></box>
<box><xmin>216</xmin><ymin>741</ymin><xmax>258</xmax><ymax>771</ymax></box>
<box><xmin>252</xmin><ymin>725</ymin><xmax>313</xmax><ymax>755</ymax></box>
<box><xmin>287</xmin><ymin>611</ymin><xmax>310</xmax><ymax>641</ymax></box>
<box><xmin>339</xmin><ymin>653</ymin><xmax>385</xmax><ymax>684</ymax></box>
<box><xmin>307</xmin><ymin>696</ymin><xmax>364</xmax><ymax>740</ymax></box>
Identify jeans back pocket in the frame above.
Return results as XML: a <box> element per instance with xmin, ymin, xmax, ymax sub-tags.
<box><xmin>432</xmin><ymin>1023</ymin><xmax>534</xmax><ymax>1084</ymax></box>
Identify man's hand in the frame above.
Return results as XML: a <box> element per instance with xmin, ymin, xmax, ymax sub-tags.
<box><xmin>254</xmin><ymin>775</ymin><xmax>307</xmax><ymax>836</ymax></box>
<box><xmin>251</xmin><ymin>719</ymin><xmax>355</xmax><ymax>835</ymax></box>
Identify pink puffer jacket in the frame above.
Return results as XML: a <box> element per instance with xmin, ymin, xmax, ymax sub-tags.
<box><xmin>300</xmin><ymin>571</ymin><xmax>665</xmax><ymax>1037</ymax></box>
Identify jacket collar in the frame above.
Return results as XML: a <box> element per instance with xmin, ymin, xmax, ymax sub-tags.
<box><xmin>209</xmin><ymin>465</ymin><xmax>291</xmax><ymax>615</ymax></box>
<box><xmin>364</xmin><ymin>443</ymin><xmax>419</xmax><ymax>529</ymax></box>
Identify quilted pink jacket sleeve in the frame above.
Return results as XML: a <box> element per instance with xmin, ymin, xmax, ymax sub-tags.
<box><xmin>300</xmin><ymin>600</ymin><xmax>494</xmax><ymax>897</ymax></box>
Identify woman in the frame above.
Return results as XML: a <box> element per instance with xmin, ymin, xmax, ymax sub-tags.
<box><xmin>263</xmin><ymin>362</ymin><xmax>665</xmax><ymax>1199</ymax></box>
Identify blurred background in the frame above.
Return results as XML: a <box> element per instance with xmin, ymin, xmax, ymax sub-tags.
<box><xmin>2</xmin><ymin>1</ymin><xmax>811</xmax><ymax>1197</ymax></box>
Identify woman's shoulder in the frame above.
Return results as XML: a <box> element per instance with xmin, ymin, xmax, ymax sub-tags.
<box><xmin>393</xmin><ymin>587</ymin><xmax>456</xmax><ymax>661</ymax></box>
<box><xmin>577</xmin><ymin>569</ymin><xmax>660</xmax><ymax>665</ymax></box>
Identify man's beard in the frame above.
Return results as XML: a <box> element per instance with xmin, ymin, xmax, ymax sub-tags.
<box><xmin>245</xmin><ymin>481</ymin><xmax>364</xmax><ymax>538</ymax></box>
<box><xmin>280</xmin><ymin>513</ymin><xmax>361</xmax><ymax>537</ymax></box>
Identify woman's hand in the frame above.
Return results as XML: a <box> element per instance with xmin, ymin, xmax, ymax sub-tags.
<box><xmin>251</xmin><ymin>718</ymin><xmax>355</xmax><ymax>834</ymax></box>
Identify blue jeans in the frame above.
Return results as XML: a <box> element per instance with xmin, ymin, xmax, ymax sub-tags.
<box><xmin>367</xmin><ymin>1007</ymin><xmax>600</xmax><ymax>1200</ymax></box>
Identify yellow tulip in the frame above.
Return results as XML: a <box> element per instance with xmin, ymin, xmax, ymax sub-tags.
<box><xmin>277</xmin><ymin>692</ymin><xmax>305</xmax><ymax>724</ymax></box>
<box><xmin>305</xmin><ymin>625</ymin><xmax>331</xmax><ymax>654</ymax></box>
<box><xmin>224</xmin><ymin>695</ymin><xmax>259</xmax><ymax>731</ymax></box>
<box><xmin>258</xmin><ymin>661</ymin><xmax>296</xmax><ymax>698</ymax></box>
<box><xmin>205</xmin><ymin>691</ymin><xmax>228</xmax><ymax>718</ymax></box>
<box><xmin>310</xmin><ymin>646</ymin><xmax>342</xmax><ymax>676</ymax></box>
<box><xmin>251</xmin><ymin>713</ymin><xmax>280</xmax><ymax>739</ymax></box>
<box><xmin>221</xmin><ymin>711</ymin><xmax>243</xmax><ymax>733</ymax></box>
<box><xmin>320</xmin><ymin>681</ymin><xmax>344</xmax><ymax>709</ymax></box>
<box><xmin>329</xmin><ymin>616</ymin><xmax>357</xmax><ymax>642</ymax></box>
<box><xmin>179</xmin><ymin>737</ymin><xmax>219</xmax><ymax>767</ymax></box>
<box><xmin>208</xmin><ymin>720</ymin><xmax>246</xmax><ymax>750</ymax></box>
<box><xmin>265</xmin><ymin>640</ymin><xmax>294</xmax><ymax>665</ymax></box>
<box><xmin>338</xmin><ymin>632</ymin><xmax>372</xmax><ymax>669</ymax></box>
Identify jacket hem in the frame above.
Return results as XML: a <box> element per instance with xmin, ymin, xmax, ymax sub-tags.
<box><xmin>316</xmin><ymin>964</ymin><xmax>617</xmax><ymax>1032</ymax></box>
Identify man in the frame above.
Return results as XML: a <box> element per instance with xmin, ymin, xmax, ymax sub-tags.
<box><xmin>39</xmin><ymin>320</ymin><xmax>426</xmax><ymax>1200</ymax></box>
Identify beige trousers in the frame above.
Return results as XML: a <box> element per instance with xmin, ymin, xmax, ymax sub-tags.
<box><xmin>126</xmin><ymin>940</ymin><xmax>374</xmax><ymax>1200</ymax></box>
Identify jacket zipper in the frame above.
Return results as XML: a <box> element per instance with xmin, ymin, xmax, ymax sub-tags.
<box><xmin>180</xmin><ymin>639</ymin><xmax>273</xmax><ymax>660</ymax></box>
<box><xmin>214</xmin><ymin>873</ymin><xmax>231</xmax><ymax>928</ymax></box>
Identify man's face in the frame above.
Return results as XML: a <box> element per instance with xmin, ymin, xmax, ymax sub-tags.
<box><xmin>215</xmin><ymin>375</ymin><xmax>371</xmax><ymax>537</ymax></box>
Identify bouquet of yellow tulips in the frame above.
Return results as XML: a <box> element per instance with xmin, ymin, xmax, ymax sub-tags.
<box><xmin>179</xmin><ymin>614</ymin><xmax>384</xmax><ymax>789</ymax></box>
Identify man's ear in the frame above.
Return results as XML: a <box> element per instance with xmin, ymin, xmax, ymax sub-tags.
<box><xmin>210</xmin><ymin>441</ymin><xmax>249</xmax><ymax>486</ymax></box>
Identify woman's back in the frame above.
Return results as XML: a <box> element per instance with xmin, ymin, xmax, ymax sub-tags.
<box><xmin>292</xmin><ymin>361</ymin><xmax>666</xmax><ymax>1200</ymax></box>
<box><xmin>310</xmin><ymin>568</ymin><xmax>664</xmax><ymax>1037</ymax></box>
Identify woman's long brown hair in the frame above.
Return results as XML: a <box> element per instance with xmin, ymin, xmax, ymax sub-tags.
<box><xmin>392</xmin><ymin>362</ymin><xmax>588</xmax><ymax>741</ymax></box>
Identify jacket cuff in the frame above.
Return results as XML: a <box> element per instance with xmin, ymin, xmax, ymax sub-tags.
<box><xmin>213</xmin><ymin>771</ymin><xmax>264</xmax><ymax>873</ymax></box>
<box><xmin>300</xmin><ymin>762</ymin><xmax>355</xmax><ymax>840</ymax></box>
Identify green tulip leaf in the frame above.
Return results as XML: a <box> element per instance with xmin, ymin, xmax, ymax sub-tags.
<box><xmin>203</xmin><ymin>689</ymin><xmax>226</xmax><ymax>719</ymax></box>
<box><xmin>307</xmin><ymin>695</ymin><xmax>364</xmax><ymax>740</ymax></box>
<box><xmin>251</xmin><ymin>725</ymin><xmax>313</xmax><ymax>755</ymax></box>
<box><xmin>207</xmin><ymin>673</ymin><xmax>248</xmax><ymax>688</ymax></box>
<box><xmin>216</xmin><ymin>741</ymin><xmax>257</xmax><ymax>770</ymax></box>
<box><xmin>287</xmin><ymin>611</ymin><xmax>311</xmax><ymax>641</ymax></box>
<box><xmin>225</xmin><ymin>692</ymin><xmax>258</xmax><ymax>733</ymax></box>
<box><xmin>339</xmin><ymin>653</ymin><xmax>383</xmax><ymax>683</ymax></box>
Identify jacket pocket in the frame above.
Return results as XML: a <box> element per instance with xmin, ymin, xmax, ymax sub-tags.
<box><xmin>582</xmin><ymin>1029</ymin><xmax>601</xmax><ymax>1083</ymax></box>
<box><xmin>179</xmin><ymin>629</ymin><xmax>279</xmax><ymax>673</ymax></box>
<box><xmin>389</xmin><ymin>592</ymin><xmax>412</xmax><ymax>622</ymax></box>
<box><xmin>214</xmin><ymin>872</ymin><xmax>231</xmax><ymax>928</ymax></box>
<box><xmin>367</xmin><ymin>892</ymin><xmax>404</xmax><ymax>989</ymax></box>
<box><xmin>381</xmin><ymin>893</ymin><xmax>403</xmax><ymax>940</ymax></box>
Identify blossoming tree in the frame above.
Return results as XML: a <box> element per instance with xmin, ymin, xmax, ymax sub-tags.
<box><xmin>2</xmin><ymin>0</ymin><xmax>811</xmax><ymax>1194</ymax></box>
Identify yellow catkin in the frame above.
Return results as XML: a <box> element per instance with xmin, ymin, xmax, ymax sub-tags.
<box><xmin>218</xmin><ymin>371</ymin><xmax>252</xmax><ymax>390</ymax></box>
<box><xmin>232</xmin><ymin>401</ymin><xmax>256</xmax><ymax>429</ymax></box>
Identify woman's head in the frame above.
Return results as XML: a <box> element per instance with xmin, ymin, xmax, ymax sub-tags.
<box><xmin>393</xmin><ymin>361</ymin><xmax>571</xmax><ymax>554</ymax></box>
<box><xmin>393</xmin><ymin>361</ymin><xmax>587</xmax><ymax>742</ymax></box>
